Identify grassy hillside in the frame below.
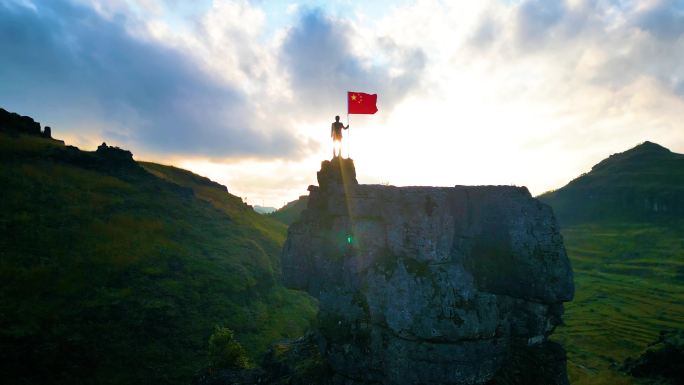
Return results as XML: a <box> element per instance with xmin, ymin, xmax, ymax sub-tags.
<box><xmin>541</xmin><ymin>142</ymin><xmax>684</xmax><ymax>384</ymax></box>
<box><xmin>540</xmin><ymin>141</ymin><xmax>684</xmax><ymax>225</ymax></box>
<box><xmin>0</xmin><ymin>132</ymin><xmax>316</xmax><ymax>385</ymax></box>
<box><xmin>268</xmin><ymin>196</ymin><xmax>308</xmax><ymax>225</ymax></box>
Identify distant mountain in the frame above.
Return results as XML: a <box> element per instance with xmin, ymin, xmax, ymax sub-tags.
<box><xmin>0</xmin><ymin>111</ymin><xmax>316</xmax><ymax>385</ymax></box>
<box><xmin>268</xmin><ymin>195</ymin><xmax>309</xmax><ymax>225</ymax></box>
<box><xmin>538</xmin><ymin>141</ymin><xmax>684</xmax><ymax>225</ymax></box>
<box><xmin>253</xmin><ymin>205</ymin><xmax>277</xmax><ymax>214</ymax></box>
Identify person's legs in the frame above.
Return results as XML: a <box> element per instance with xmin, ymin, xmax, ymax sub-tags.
<box><xmin>333</xmin><ymin>138</ymin><xmax>341</xmax><ymax>157</ymax></box>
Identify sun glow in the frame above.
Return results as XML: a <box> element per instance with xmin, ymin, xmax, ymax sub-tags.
<box><xmin>37</xmin><ymin>0</ymin><xmax>680</xmax><ymax>210</ymax></box>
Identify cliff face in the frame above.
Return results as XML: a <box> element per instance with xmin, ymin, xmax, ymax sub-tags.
<box><xmin>282</xmin><ymin>158</ymin><xmax>574</xmax><ymax>385</ymax></box>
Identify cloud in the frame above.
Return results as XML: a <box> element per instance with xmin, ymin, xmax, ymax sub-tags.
<box><xmin>463</xmin><ymin>0</ymin><xmax>684</xmax><ymax>100</ymax></box>
<box><xmin>469</xmin><ymin>14</ymin><xmax>500</xmax><ymax>48</ymax></box>
<box><xmin>634</xmin><ymin>0</ymin><xmax>684</xmax><ymax>41</ymax></box>
<box><xmin>515</xmin><ymin>0</ymin><xmax>565</xmax><ymax>46</ymax></box>
<box><xmin>0</xmin><ymin>0</ymin><xmax>301</xmax><ymax>158</ymax></box>
<box><xmin>279</xmin><ymin>8</ymin><xmax>426</xmax><ymax>115</ymax></box>
<box><xmin>2</xmin><ymin>0</ymin><xmax>684</xmax><ymax>207</ymax></box>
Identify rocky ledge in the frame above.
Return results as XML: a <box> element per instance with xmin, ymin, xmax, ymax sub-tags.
<box><xmin>282</xmin><ymin>157</ymin><xmax>574</xmax><ymax>385</ymax></box>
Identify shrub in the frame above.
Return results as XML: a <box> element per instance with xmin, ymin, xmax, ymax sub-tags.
<box><xmin>208</xmin><ymin>327</ymin><xmax>250</xmax><ymax>370</ymax></box>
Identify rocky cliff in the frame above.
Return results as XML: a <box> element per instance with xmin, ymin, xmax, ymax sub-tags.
<box><xmin>282</xmin><ymin>157</ymin><xmax>574</xmax><ymax>385</ymax></box>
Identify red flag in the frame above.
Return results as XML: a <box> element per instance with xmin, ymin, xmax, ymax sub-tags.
<box><xmin>347</xmin><ymin>92</ymin><xmax>378</xmax><ymax>114</ymax></box>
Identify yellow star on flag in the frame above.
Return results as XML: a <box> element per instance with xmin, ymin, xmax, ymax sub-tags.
<box><xmin>347</xmin><ymin>91</ymin><xmax>378</xmax><ymax>114</ymax></box>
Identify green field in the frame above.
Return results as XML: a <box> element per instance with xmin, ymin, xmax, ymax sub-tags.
<box><xmin>552</xmin><ymin>222</ymin><xmax>684</xmax><ymax>385</ymax></box>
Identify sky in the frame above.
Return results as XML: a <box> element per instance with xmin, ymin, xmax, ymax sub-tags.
<box><xmin>1</xmin><ymin>0</ymin><xmax>684</xmax><ymax>208</ymax></box>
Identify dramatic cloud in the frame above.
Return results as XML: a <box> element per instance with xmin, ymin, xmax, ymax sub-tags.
<box><xmin>468</xmin><ymin>0</ymin><xmax>684</xmax><ymax>100</ymax></box>
<box><xmin>280</xmin><ymin>8</ymin><xmax>426</xmax><ymax>115</ymax></box>
<box><xmin>1</xmin><ymin>0</ymin><xmax>683</xmax><ymax>207</ymax></box>
<box><xmin>0</xmin><ymin>0</ymin><xmax>299</xmax><ymax>158</ymax></box>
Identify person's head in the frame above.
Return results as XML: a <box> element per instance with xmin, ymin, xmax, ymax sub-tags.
<box><xmin>335</xmin><ymin>115</ymin><xmax>340</xmax><ymax>122</ymax></box>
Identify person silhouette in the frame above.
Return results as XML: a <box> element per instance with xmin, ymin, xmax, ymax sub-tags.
<box><xmin>331</xmin><ymin>115</ymin><xmax>349</xmax><ymax>158</ymax></box>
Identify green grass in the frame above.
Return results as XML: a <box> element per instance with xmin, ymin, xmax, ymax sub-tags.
<box><xmin>268</xmin><ymin>195</ymin><xmax>308</xmax><ymax>225</ymax></box>
<box><xmin>551</xmin><ymin>222</ymin><xmax>684</xmax><ymax>385</ymax></box>
<box><xmin>0</xmin><ymin>133</ymin><xmax>317</xmax><ymax>385</ymax></box>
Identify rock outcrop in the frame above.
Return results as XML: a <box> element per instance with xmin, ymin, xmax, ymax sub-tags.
<box><xmin>1</xmin><ymin>107</ymin><xmax>52</xmax><ymax>138</ymax></box>
<box><xmin>282</xmin><ymin>157</ymin><xmax>574</xmax><ymax>385</ymax></box>
<box><xmin>51</xmin><ymin>142</ymin><xmax>145</xmax><ymax>178</ymax></box>
<box><xmin>622</xmin><ymin>330</ymin><xmax>684</xmax><ymax>385</ymax></box>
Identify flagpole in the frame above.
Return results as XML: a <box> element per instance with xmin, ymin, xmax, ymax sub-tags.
<box><xmin>347</xmin><ymin>112</ymin><xmax>350</xmax><ymax>159</ymax></box>
<box><xmin>346</xmin><ymin>91</ymin><xmax>350</xmax><ymax>159</ymax></box>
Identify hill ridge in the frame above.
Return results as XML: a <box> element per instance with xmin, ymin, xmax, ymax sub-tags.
<box><xmin>0</xmin><ymin>109</ymin><xmax>316</xmax><ymax>385</ymax></box>
<box><xmin>590</xmin><ymin>140</ymin><xmax>680</xmax><ymax>172</ymax></box>
<box><xmin>539</xmin><ymin>140</ymin><xmax>684</xmax><ymax>224</ymax></box>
